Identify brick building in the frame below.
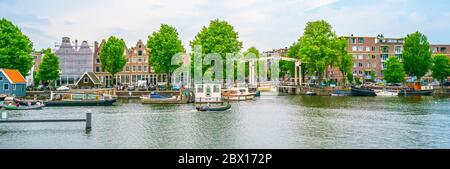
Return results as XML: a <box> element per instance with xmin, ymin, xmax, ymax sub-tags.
<box><xmin>268</xmin><ymin>34</ymin><xmax>450</xmax><ymax>83</ymax></box>
<box><xmin>93</xmin><ymin>40</ymin><xmax>167</xmax><ymax>87</ymax></box>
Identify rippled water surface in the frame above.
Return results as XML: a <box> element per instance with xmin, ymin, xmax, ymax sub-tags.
<box><xmin>1</xmin><ymin>94</ymin><xmax>449</xmax><ymax>148</ymax></box>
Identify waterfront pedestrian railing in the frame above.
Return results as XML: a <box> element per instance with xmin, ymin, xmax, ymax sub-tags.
<box><xmin>0</xmin><ymin>112</ymin><xmax>92</xmax><ymax>130</ymax></box>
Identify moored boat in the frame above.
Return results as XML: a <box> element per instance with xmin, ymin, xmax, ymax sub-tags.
<box><xmin>331</xmin><ymin>90</ymin><xmax>351</xmax><ymax>96</ymax></box>
<box><xmin>196</xmin><ymin>104</ymin><xmax>231</xmax><ymax>112</ymax></box>
<box><xmin>140</xmin><ymin>93</ymin><xmax>188</xmax><ymax>104</ymax></box>
<box><xmin>222</xmin><ymin>87</ymin><xmax>255</xmax><ymax>101</ymax></box>
<box><xmin>44</xmin><ymin>92</ymin><xmax>116</xmax><ymax>106</ymax></box>
<box><xmin>351</xmin><ymin>86</ymin><xmax>376</xmax><ymax>96</ymax></box>
<box><xmin>374</xmin><ymin>90</ymin><xmax>398</xmax><ymax>96</ymax></box>
<box><xmin>398</xmin><ymin>90</ymin><xmax>433</xmax><ymax>96</ymax></box>
<box><xmin>3</xmin><ymin>104</ymin><xmax>45</xmax><ymax>110</ymax></box>
<box><xmin>398</xmin><ymin>82</ymin><xmax>434</xmax><ymax>96</ymax></box>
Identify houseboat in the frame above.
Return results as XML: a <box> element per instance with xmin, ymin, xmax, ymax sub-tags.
<box><xmin>44</xmin><ymin>92</ymin><xmax>116</xmax><ymax>106</ymax></box>
<box><xmin>398</xmin><ymin>82</ymin><xmax>434</xmax><ymax>96</ymax></box>
<box><xmin>194</xmin><ymin>83</ymin><xmax>223</xmax><ymax>103</ymax></box>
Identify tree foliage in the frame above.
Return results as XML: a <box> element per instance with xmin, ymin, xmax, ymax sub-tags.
<box><xmin>190</xmin><ymin>19</ymin><xmax>243</xmax><ymax>79</ymax></box>
<box><xmin>384</xmin><ymin>56</ymin><xmax>405</xmax><ymax>83</ymax></box>
<box><xmin>147</xmin><ymin>24</ymin><xmax>185</xmax><ymax>74</ymax></box>
<box><xmin>37</xmin><ymin>48</ymin><xmax>60</xmax><ymax>86</ymax></box>
<box><xmin>431</xmin><ymin>54</ymin><xmax>450</xmax><ymax>85</ymax></box>
<box><xmin>291</xmin><ymin>20</ymin><xmax>348</xmax><ymax>83</ymax></box>
<box><xmin>402</xmin><ymin>31</ymin><xmax>432</xmax><ymax>80</ymax></box>
<box><xmin>0</xmin><ymin>18</ymin><xmax>34</xmax><ymax>76</ymax></box>
<box><xmin>99</xmin><ymin>36</ymin><xmax>126</xmax><ymax>86</ymax></box>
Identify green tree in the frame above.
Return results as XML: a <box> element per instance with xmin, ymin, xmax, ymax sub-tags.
<box><xmin>147</xmin><ymin>24</ymin><xmax>186</xmax><ymax>86</ymax></box>
<box><xmin>431</xmin><ymin>54</ymin><xmax>450</xmax><ymax>87</ymax></box>
<box><xmin>295</xmin><ymin>20</ymin><xmax>344</xmax><ymax>83</ymax></box>
<box><xmin>402</xmin><ymin>31</ymin><xmax>432</xmax><ymax>80</ymax></box>
<box><xmin>384</xmin><ymin>56</ymin><xmax>406</xmax><ymax>83</ymax></box>
<box><xmin>0</xmin><ymin>18</ymin><xmax>34</xmax><ymax>76</ymax></box>
<box><xmin>37</xmin><ymin>49</ymin><xmax>60</xmax><ymax>86</ymax></box>
<box><xmin>346</xmin><ymin>73</ymin><xmax>354</xmax><ymax>84</ymax></box>
<box><xmin>190</xmin><ymin>19</ymin><xmax>243</xmax><ymax>80</ymax></box>
<box><xmin>99</xmin><ymin>36</ymin><xmax>126</xmax><ymax>87</ymax></box>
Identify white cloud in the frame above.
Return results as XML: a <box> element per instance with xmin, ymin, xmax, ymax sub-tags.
<box><xmin>4</xmin><ymin>0</ymin><xmax>449</xmax><ymax>51</ymax></box>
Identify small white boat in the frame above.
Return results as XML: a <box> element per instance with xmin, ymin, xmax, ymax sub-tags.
<box><xmin>222</xmin><ymin>88</ymin><xmax>255</xmax><ymax>101</ymax></box>
<box><xmin>375</xmin><ymin>90</ymin><xmax>398</xmax><ymax>96</ymax></box>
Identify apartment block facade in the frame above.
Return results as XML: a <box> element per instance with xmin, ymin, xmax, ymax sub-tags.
<box><xmin>93</xmin><ymin>40</ymin><xmax>167</xmax><ymax>87</ymax></box>
<box><xmin>267</xmin><ymin>34</ymin><xmax>450</xmax><ymax>82</ymax></box>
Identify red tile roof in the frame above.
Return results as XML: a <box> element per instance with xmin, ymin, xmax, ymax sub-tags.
<box><xmin>0</xmin><ymin>69</ymin><xmax>26</xmax><ymax>84</ymax></box>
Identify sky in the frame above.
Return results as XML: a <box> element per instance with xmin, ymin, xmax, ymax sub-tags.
<box><xmin>1</xmin><ymin>0</ymin><xmax>450</xmax><ymax>52</ymax></box>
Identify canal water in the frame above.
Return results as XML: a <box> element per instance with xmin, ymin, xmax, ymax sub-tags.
<box><xmin>0</xmin><ymin>94</ymin><xmax>449</xmax><ymax>149</ymax></box>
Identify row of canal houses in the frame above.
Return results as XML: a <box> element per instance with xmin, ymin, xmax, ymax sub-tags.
<box><xmin>29</xmin><ymin>37</ymin><xmax>191</xmax><ymax>89</ymax></box>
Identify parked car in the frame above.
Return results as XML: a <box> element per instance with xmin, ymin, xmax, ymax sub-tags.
<box><xmin>158</xmin><ymin>85</ymin><xmax>166</xmax><ymax>91</ymax></box>
<box><xmin>148</xmin><ymin>85</ymin><xmax>157</xmax><ymax>91</ymax></box>
<box><xmin>443</xmin><ymin>81</ymin><xmax>450</xmax><ymax>86</ymax></box>
<box><xmin>37</xmin><ymin>85</ymin><xmax>49</xmax><ymax>91</ymax></box>
<box><xmin>171</xmin><ymin>85</ymin><xmax>180</xmax><ymax>91</ymax></box>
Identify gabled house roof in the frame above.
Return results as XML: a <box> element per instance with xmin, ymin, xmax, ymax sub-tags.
<box><xmin>76</xmin><ymin>72</ymin><xmax>101</xmax><ymax>85</ymax></box>
<box><xmin>0</xmin><ymin>69</ymin><xmax>26</xmax><ymax>84</ymax></box>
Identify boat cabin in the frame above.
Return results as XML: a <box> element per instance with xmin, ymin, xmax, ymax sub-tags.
<box><xmin>194</xmin><ymin>83</ymin><xmax>222</xmax><ymax>103</ymax></box>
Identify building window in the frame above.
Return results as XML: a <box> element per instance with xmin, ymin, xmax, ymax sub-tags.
<box><xmin>139</xmin><ymin>45</ymin><xmax>142</xmax><ymax>48</ymax></box>
<box><xmin>352</xmin><ymin>46</ymin><xmax>357</xmax><ymax>51</ymax></box>
<box><xmin>359</xmin><ymin>62</ymin><xmax>363</xmax><ymax>67</ymax></box>
<box><xmin>358</xmin><ymin>38</ymin><xmax>364</xmax><ymax>44</ymax></box>
<box><xmin>144</xmin><ymin>66</ymin><xmax>148</xmax><ymax>72</ymax></box>
<box><xmin>381</xmin><ymin>54</ymin><xmax>389</xmax><ymax>61</ymax></box>
<box><xmin>126</xmin><ymin>66</ymin><xmax>130</xmax><ymax>72</ymax></box>
<box><xmin>132</xmin><ymin>66</ymin><xmax>136</xmax><ymax>72</ymax></box>
<box><xmin>395</xmin><ymin>46</ymin><xmax>402</xmax><ymax>54</ymax></box>
<box><xmin>358</xmin><ymin>54</ymin><xmax>363</xmax><ymax>60</ymax></box>
<box><xmin>138</xmin><ymin>50</ymin><xmax>142</xmax><ymax>56</ymax></box>
<box><xmin>96</xmin><ymin>58</ymin><xmax>100</xmax><ymax>63</ymax></box>
<box><xmin>351</xmin><ymin>38</ymin><xmax>356</xmax><ymax>44</ymax></box>
<box><xmin>371</xmin><ymin>46</ymin><xmax>376</xmax><ymax>51</ymax></box>
<box><xmin>138</xmin><ymin>66</ymin><xmax>142</xmax><ymax>72</ymax></box>
<box><xmin>0</xmin><ymin>76</ymin><xmax>2</xmax><ymax>81</ymax></box>
<box><xmin>138</xmin><ymin>56</ymin><xmax>142</xmax><ymax>62</ymax></box>
<box><xmin>366</xmin><ymin>46</ymin><xmax>370</xmax><ymax>52</ymax></box>
<box><xmin>381</xmin><ymin>46</ymin><xmax>389</xmax><ymax>53</ymax></box>
<box><xmin>4</xmin><ymin>84</ymin><xmax>9</xmax><ymax>90</ymax></box>
<box><xmin>372</xmin><ymin>55</ymin><xmax>376</xmax><ymax>59</ymax></box>
<box><xmin>366</xmin><ymin>55</ymin><xmax>370</xmax><ymax>59</ymax></box>
<box><xmin>84</xmin><ymin>77</ymin><xmax>89</xmax><ymax>83</ymax></box>
<box><xmin>12</xmin><ymin>84</ymin><xmax>16</xmax><ymax>90</ymax></box>
<box><xmin>95</xmin><ymin>66</ymin><xmax>100</xmax><ymax>73</ymax></box>
<box><xmin>358</xmin><ymin>46</ymin><xmax>363</xmax><ymax>51</ymax></box>
<box><xmin>353</xmin><ymin>54</ymin><xmax>357</xmax><ymax>59</ymax></box>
